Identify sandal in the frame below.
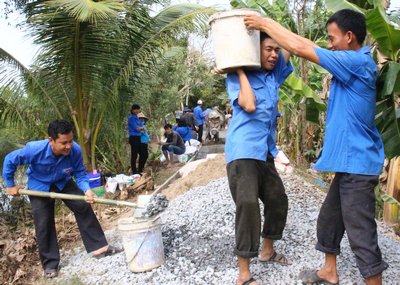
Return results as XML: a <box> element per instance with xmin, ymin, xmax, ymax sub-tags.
<box><xmin>259</xmin><ymin>251</ymin><xmax>291</xmax><ymax>265</ymax></box>
<box><xmin>299</xmin><ymin>269</ymin><xmax>339</xmax><ymax>285</ymax></box>
<box><xmin>44</xmin><ymin>268</ymin><xmax>58</xmax><ymax>278</ymax></box>
<box><xmin>241</xmin><ymin>277</ymin><xmax>256</xmax><ymax>285</ymax></box>
<box><xmin>92</xmin><ymin>245</ymin><xmax>123</xmax><ymax>259</ymax></box>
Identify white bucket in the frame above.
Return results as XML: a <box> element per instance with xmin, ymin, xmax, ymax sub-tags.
<box><xmin>209</xmin><ymin>9</ymin><xmax>261</xmax><ymax>70</ymax></box>
<box><xmin>118</xmin><ymin>216</ymin><xmax>165</xmax><ymax>272</ymax></box>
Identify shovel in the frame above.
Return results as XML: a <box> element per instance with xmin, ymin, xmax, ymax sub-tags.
<box><xmin>18</xmin><ymin>189</ymin><xmax>141</xmax><ymax>208</ymax></box>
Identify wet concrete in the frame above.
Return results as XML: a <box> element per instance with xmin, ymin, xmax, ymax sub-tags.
<box><xmin>195</xmin><ymin>144</ymin><xmax>225</xmax><ymax>160</ymax></box>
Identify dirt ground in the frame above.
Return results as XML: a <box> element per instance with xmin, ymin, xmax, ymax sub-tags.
<box><xmin>161</xmin><ymin>154</ymin><xmax>226</xmax><ymax>200</ymax></box>
<box><xmin>0</xmin><ymin>154</ymin><xmax>227</xmax><ymax>285</ymax></box>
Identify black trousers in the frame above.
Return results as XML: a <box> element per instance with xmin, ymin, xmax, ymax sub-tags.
<box><xmin>316</xmin><ymin>173</ymin><xmax>388</xmax><ymax>278</ymax></box>
<box><xmin>129</xmin><ymin>135</ymin><xmax>141</xmax><ymax>174</ymax></box>
<box><xmin>29</xmin><ymin>180</ymin><xmax>107</xmax><ymax>270</ymax></box>
<box><xmin>226</xmin><ymin>157</ymin><xmax>288</xmax><ymax>258</ymax></box>
<box><xmin>138</xmin><ymin>143</ymin><xmax>149</xmax><ymax>173</ymax></box>
<box><xmin>197</xmin><ymin>124</ymin><xmax>204</xmax><ymax>143</ymax></box>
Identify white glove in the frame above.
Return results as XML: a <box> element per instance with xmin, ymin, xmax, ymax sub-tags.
<box><xmin>274</xmin><ymin>151</ymin><xmax>294</xmax><ymax>174</ymax></box>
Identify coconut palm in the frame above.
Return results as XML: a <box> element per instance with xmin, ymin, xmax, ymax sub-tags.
<box><xmin>0</xmin><ymin>0</ymin><xmax>215</xmax><ymax>170</ymax></box>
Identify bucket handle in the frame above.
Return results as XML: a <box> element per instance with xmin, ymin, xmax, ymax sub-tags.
<box><xmin>127</xmin><ymin>216</ymin><xmax>161</xmax><ymax>264</ymax></box>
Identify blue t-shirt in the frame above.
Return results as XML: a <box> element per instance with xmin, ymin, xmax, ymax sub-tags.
<box><xmin>314</xmin><ymin>46</ymin><xmax>384</xmax><ymax>175</ymax></box>
<box><xmin>267</xmin><ymin>105</ymin><xmax>280</xmax><ymax>158</ymax></box>
<box><xmin>2</xmin><ymin>140</ymin><xmax>90</xmax><ymax>192</ymax></box>
<box><xmin>128</xmin><ymin>114</ymin><xmax>143</xmax><ymax>136</ymax></box>
<box><xmin>175</xmin><ymin>126</ymin><xmax>192</xmax><ymax>143</ymax></box>
<box><xmin>194</xmin><ymin>106</ymin><xmax>205</xmax><ymax>126</ymax></box>
<box><xmin>225</xmin><ymin>53</ymin><xmax>293</xmax><ymax>163</ymax></box>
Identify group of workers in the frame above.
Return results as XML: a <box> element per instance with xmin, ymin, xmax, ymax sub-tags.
<box><xmin>217</xmin><ymin>8</ymin><xmax>387</xmax><ymax>285</ymax></box>
<box><xmin>0</xmin><ymin>8</ymin><xmax>389</xmax><ymax>285</ymax></box>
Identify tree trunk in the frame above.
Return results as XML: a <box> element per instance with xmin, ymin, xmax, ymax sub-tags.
<box><xmin>383</xmin><ymin>157</ymin><xmax>400</xmax><ymax>225</ymax></box>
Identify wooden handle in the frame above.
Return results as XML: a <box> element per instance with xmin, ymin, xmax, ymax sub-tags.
<box><xmin>19</xmin><ymin>189</ymin><xmax>140</xmax><ymax>208</ymax></box>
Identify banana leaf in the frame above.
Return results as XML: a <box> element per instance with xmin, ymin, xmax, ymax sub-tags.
<box><xmin>366</xmin><ymin>6</ymin><xmax>400</xmax><ymax>60</ymax></box>
<box><xmin>375</xmin><ymin>62</ymin><xmax>400</xmax><ymax>158</ymax></box>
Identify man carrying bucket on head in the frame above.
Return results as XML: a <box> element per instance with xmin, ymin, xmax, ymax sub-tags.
<box><xmin>244</xmin><ymin>9</ymin><xmax>388</xmax><ymax>285</ymax></box>
<box><xmin>213</xmin><ymin>30</ymin><xmax>293</xmax><ymax>285</ymax></box>
<box><xmin>2</xmin><ymin>119</ymin><xmax>123</xmax><ymax>279</ymax></box>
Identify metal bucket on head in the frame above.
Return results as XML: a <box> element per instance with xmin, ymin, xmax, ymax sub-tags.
<box><xmin>209</xmin><ymin>9</ymin><xmax>261</xmax><ymax>70</ymax></box>
<box><xmin>118</xmin><ymin>216</ymin><xmax>165</xmax><ymax>272</ymax></box>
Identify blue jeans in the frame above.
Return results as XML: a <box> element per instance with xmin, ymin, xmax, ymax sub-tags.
<box><xmin>316</xmin><ymin>173</ymin><xmax>388</xmax><ymax>278</ymax></box>
<box><xmin>162</xmin><ymin>144</ymin><xmax>185</xmax><ymax>155</ymax></box>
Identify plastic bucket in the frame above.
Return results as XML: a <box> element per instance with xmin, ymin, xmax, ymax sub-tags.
<box><xmin>118</xmin><ymin>216</ymin><xmax>165</xmax><ymax>272</ymax></box>
<box><xmin>209</xmin><ymin>9</ymin><xmax>261</xmax><ymax>70</ymax></box>
<box><xmin>87</xmin><ymin>173</ymin><xmax>101</xmax><ymax>188</ymax></box>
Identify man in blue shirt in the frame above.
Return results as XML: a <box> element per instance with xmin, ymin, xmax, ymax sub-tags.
<box><xmin>193</xmin><ymin>99</ymin><xmax>205</xmax><ymax>143</ymax></box>
<box><xmin>2</xmin><ymin>120</ymin><xmax>122</xmax><ymax>278</ymax></box>
<box><xmin>128</xmin><ymin>104</ymin><xmax>144</xmax><ymax>174</ymax></box>
<box><xmin>215</xmin><ymin>32</ymin><xmax>293</xmax><ymax>285</ymax></box>
<box><xmin>245</xmin><ymin>9</ymin><xmax>388</xmax><ymax>285</ymax></box>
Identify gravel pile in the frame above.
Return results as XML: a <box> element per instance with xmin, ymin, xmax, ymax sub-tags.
<box><xmin>58</xmin><ymin>171</ymin><xmax>400</xmax><ymax>285</ymax></box>
<box><xmin>142</xmin><ymin>194</ymin><xmax>169</xmax><ymax>218</ymax></box>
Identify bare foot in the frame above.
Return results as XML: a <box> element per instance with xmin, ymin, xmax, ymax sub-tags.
<box><xmin>299</xmin><ymin>269</ymin><xmax>339</xmax><ymax>285</ymax></box>
<box><xmin>316</xmin><ymin>269</ymin><xmax>339</xmax><ymax>284</ymax></box>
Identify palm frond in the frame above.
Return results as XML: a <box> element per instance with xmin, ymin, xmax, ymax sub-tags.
<box><xmin>47</xmin><ymin>0</ymin><xmax>125</xmax><ymax>22</ymax></box>
<box><xmin>114</xmin><ymin>4</ymin><xmax>215</xmax><ymax>91</ymax></box>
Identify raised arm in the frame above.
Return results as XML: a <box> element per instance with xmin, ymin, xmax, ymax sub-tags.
<box><xmin>237</xmin><ymin>69</ymin><xmax>256</xmax><ymax>112</ymax></box>
<box><xmin>244</xmin><ymin>15</ymin><xmax>319</xmax><ymax>64</ymax></box>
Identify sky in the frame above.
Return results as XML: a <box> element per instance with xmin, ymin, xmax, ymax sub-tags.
<box><xmin>0</xmin><ymin>0</ymin><xmax>398</xmax><ymax>67</ymax></box>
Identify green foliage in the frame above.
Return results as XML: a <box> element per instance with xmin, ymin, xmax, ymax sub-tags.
<box><xmin>375</xmin><ymin>62</ymin><xmax>400</xmax><ymax>158</ymax></box>
<box><xmin>282</xmin><ymin>74</ymin><xmax>326</xmax><ymax>123</ymax></box>
<box><xmin>374</xmin><ymin>184</ymin><xmax>385</xmax><ymax>219</ymax></box>
<box><xmin>324</xmin><ymin>0</ymin><xmax>365</xmax><ymax>13</ymax></box>
<box><xmin>382</xmin><ymin>193</ymin><xmax>400</xmax><ymax>206</ymax></box>
<box><xmin>0</xmin><ymin>0</ymin><xmax>216</xmax><ymax>171</ymax></box>
<box><xmin>366</xmin><ymin>6</ymin><xmax>400</xmax><ymax>60</ymax></box>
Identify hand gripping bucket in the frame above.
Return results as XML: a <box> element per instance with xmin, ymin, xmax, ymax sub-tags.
<box><xmin>209</xmin><ymin>9</ymin><xmax>261</xmax><ymax>70</ymax></box>
<box><xmin>118</xmin><ymin>216</ymin><xmax>165</xmax><ymax>272</ymax></box>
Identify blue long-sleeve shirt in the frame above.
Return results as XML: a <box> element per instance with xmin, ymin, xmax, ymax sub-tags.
<box><xmin>193</xmin><ymin>106</ymin><xmax>205</xmax><ymax>126</ymax></box>
<box><xmin>2</xmin><ymin>140</ymin><xmax>90</xmax><ymax>192</ymax></box>
<box><xmin>128</xmin><ymin>114</ymin><xmax>143</xmax><ymax>136</ymax></box>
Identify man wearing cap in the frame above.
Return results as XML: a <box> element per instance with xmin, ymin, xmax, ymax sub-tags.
<box><xmin>194</xmin><ymin>100</ymin><xmax>205</xmax><ymax>143</ymax></box>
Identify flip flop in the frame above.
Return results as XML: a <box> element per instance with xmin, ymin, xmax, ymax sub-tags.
<box><xmin>44</xmin><ymin>268</ymin><xmax>58</xmax><ymax>278</ymax></box>
<box><xmin>299</xmin><ymin>269</ymin><xmax>339</xmax><ymax>285</ymax></box>
<box><xmin>242</xmin><ymin>277</ymin><xmax>256</xmax><ymax>285</ymax></box>
<box><xmin>259</xmin><ymin>251</ymin><xmax>291</xmax><ymax>265</ymax></box>
<box><xmin>92</xmin><ymin>245</ymin><xmax>123</xmax><ymax>259</ymax></box>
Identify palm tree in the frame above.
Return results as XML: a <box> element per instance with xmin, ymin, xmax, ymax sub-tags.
<box><xmin>0</xmin><ymin>0</ymin><xmax>215</xmax><ymax>170</ymax></box>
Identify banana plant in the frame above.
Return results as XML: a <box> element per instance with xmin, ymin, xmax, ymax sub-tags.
<box><xmin>230</xmin><ymin>0</ymin><xmax>327</xmax><ymax>123</ymax></box>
